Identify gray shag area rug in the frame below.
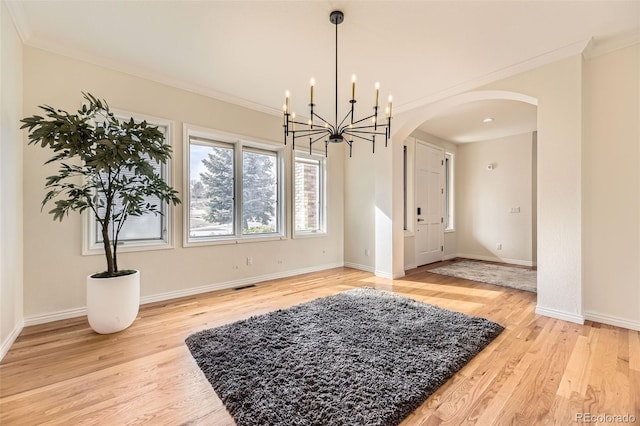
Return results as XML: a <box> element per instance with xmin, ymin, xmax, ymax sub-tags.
<box><xmin>429</xmin><ymin>260</ymin><xmax>537</xmax><ymax>292</ymax></box>
<box><xmin>185</xmin><ymin>287</ymin><xmax>504</xmax><ymax>426</ymax></box>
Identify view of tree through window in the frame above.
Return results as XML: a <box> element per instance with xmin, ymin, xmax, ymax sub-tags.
<box><xmin>188</xmin><ymin>137</ymin><xmax>280</xmax><ymax>241</ymax></box>
<box><xmin>190</xmin><ymin>142</ymin><xmax>234</xmax><ymax>238</ymax></box>
<box><xmin>242</xmin><ymin>149</ymin><xmax>277</xmax><ymax>234</ymax></box>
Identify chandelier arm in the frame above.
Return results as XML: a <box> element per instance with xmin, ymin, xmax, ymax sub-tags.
<box><xmin>349</xmin><ymin>113</ymin><xmax>379</xmax><ymax>126</ymax></box>
<box><xmin>345</xmin><ymin>131</ymin><xmax>388</xmax><ymax>139</ymax></box>
<box><xmin>336</xmin><ymin>108</ymin><xmax>354</xmax><ymax>131</ymax></box>
<box><xmin>307</xmin><ymin>133</ymin><xmax>329</xmax><ymax>155</ymax></box>
<box><xmin>292</xmin><ymin>129</ymin><xmax>331</xmax><ymax>139</ymax></box>
<box><xmin>344</xmin><ymin>131</ymin><xmax>376</xmax><ymax>154</ymax></box>
<box><xmin>343</xmin><ymin>131</ymin><xmax>378</xmax><ymax>142</ymax></box>
<box><xmin>347</xmin><ymin>123</ymin><xmax>389</xmax><ymax>131</ymax></box>
<box><xmin>310</xmin><ymin>134</ymin><xmax>327</xmax><ymax>145</ymax></box>
<box><xmin>311</xmin><ymin>112</ymin><xmax>336</xmax><ymax>132</ymax></box>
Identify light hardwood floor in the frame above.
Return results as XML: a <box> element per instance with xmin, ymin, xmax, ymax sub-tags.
<box><xmin>1</xmin><ymin>264</ymin><xmax>638</xmax><ymax>425</ymax></box>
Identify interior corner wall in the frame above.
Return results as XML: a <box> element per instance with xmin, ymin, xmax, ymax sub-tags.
<box><xmin>0</xmin><ymin>1</ymin><xmax>24</xmax><ymax>360</ymax></box>
<box><xmin>479</xmin><ymin>55</ymin><xmax>584</xmax><ymax>323</ymax></box>
<box><xmin>456</xmin><ymin>132</ymin><xmax>534</xmax><ymax>266</ymax></box>
<box><xmin>343</xmin><ymin>130</ymin><xmax>398</xmax><ymax>279</ymax></box>
<box><xmin>343</xmin><ymin>145</ymin><xmax>376</xmax><ymax>272</ymax></box>
<box><xmin>21</xmin><ymin>46</ymin><xmax>345</xmax><ymax>321</ymax></box>
<box><xmin>582</xmin><ymin>43</ymin><xmax>640</xmax><ymax>330</ymax></box>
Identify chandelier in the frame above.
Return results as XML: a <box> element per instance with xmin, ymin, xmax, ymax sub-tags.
<box><xmin>283</xmin><ymin>10</ymin><xmax>393</xmax><ymax>157</ymax></box>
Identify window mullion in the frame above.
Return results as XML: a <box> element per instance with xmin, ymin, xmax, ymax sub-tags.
<box><xmin>234</xmin><ymin>142</ymin><xmax>242</xmax><ymax>238</ymax></box>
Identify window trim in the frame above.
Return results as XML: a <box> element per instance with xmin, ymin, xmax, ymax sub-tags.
<box><xmin>403</xmin><ymin>145</ymin><xmax>408</xmax><ymax>231</ymax></box>
<box><xmin>403</xmin><ymin>138</ymin><xmax>415</xmax><ymax>237</ymax></box>
<box><xmin>82</xmin><ymin>110</ymin><xmax>176</xmax><ymax>256</ymax></box>
<box><xmin>183</xmin><ymin>123</ymin><xmax>286</xmax><ymax>247</ymax></box>
<box><xmin>444</xmin><ymin>151</ymin><xmax>455</xmax><ymax>233</ymax></box>
<box><xmin>292</xmin><ymin>151</ymin><xmax>327</xmax><ymax>238</ymax></box>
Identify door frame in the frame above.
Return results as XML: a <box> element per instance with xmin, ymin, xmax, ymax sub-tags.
<box><xmin>414</xmin><ymin>139</ymin><xmax>445</xmax><ymax>266</ymax></box>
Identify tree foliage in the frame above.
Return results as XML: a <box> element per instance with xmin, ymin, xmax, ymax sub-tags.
<box><xmin>21</xmin><ymin>93</ymin><xmax>182</xmax><ymax>277</ymax></box>
<box><xmin>242</xmin><ymin>151</ymin><xmax>276</xmax><ymax>230</ymax></box>
<box><xmin>200</xmin><ymin>146</ymin><xmax>234</xmax><ymax>225</ymax></box>
<box><xmin>190</xmin><ymin>180</ymin><xmax>205</xmax><ymax>199</ymax></box>
<box><xmin>199</xmin><ymin>148</ymin><xmax>276</xmax><ymax>231</ymax></box>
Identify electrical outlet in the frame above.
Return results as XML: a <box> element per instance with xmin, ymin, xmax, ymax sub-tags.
<box><xmin>246</xmin><ymin>257</ymin><xmax>253</xmax><ymax>266</ymax></box>
<box><xmin>364</xmin><ymin>248</ymin><xmax>370</xmax><ymax>257</ymax></box>
<box><xmin>496</xmin><ymin>243</ymin><xmax>502</xmax><ymax>250</ymax></box>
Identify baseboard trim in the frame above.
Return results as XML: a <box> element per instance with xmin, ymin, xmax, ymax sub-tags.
<box><xmin>23</xmin><ymin>262</ymin><xmax>344</xmax><ymax>327</ymax></box>
<box><xmin>584</xmin><ymin>311</ymin><xmax>640</xmax><ymax>331</ymax></box>
<box><xmin>140</xmin><ymin>262</ymin><xmax>344</xmax><ymax>305</ymax></box>
<box><xmin>373</xmin><ymin>269</ymin><xmax>404</xmax><ymax>280</ymax></box>
<box><xmin>456</xmin><ymin>253</ymin><xmax>534</xmax><ymax>267</ymax></box>
<box><xmin>535</xmin><ymin>305</ymin><xmax>584</xmax><ymax>325</ymax></box>
<box><xmin>344</xmin><ymin>262</ymin><xmax>375</xmax><ymax>273</ymax></box>
<box><xmin>443</xmin><ymin>254</ymin><xmax>457</xmax><ymax>261</ymax></box>
<box><xmin>0</xmin><ymin>320</ymin><xmax>24</xmax><ymax>362</ymax></box>
<box><xmin>404</xmin><ymin>263</ymin><xmax>418</xmax><ymax>271</ymax></box>
<box><xmin>24</xmin><ymin>307</ymin><xmax>87</xmax><ymax>327</ymax></box>
<box><xmin>392</xmin><ymin>271</ymin><xmax>405</xmax><ymax>279</ymax></box>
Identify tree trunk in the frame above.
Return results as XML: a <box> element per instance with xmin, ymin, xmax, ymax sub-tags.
<box><xmin>102</xmin><ymin>196</ymin><xmax>115</xmax><ymax>275</ymax></box>
<box><xmin>102</xmin><ymin>223</ymin><xmax>115</xmax><ymax>275</ymax></box>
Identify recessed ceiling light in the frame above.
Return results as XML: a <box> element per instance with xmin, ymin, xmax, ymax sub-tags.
<box><xmin>483</xmin><ymin>117</ymin><xmax>494</xmax><ymax>123</ymax></box>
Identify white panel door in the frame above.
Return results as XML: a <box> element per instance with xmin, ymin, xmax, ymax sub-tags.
<box><xmin>415</xmin><ymin>141</ymin><xmax>444</xmax><ymax>266</ymax></box>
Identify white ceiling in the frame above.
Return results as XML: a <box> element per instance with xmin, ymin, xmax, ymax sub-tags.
<box><xmin>418</xmin><ymin>99</ymin><xmax>538</xmax><ymax>143</ymax></box>
<box><xmin>7</xmin><ymin>1</ymin><xmax>640</xmax><ymax>143</ymax></box>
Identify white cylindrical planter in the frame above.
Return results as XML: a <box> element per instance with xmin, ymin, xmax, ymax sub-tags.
<box><xmin>87</xmin><ymin>270</ymin><xmax>140</xmax><ymax>334</ymax></box>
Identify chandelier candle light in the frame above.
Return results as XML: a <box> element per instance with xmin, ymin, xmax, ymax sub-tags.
<box><xmin>283</xmin><ymin>10</ymin><xmax>392</xmax><ymax>157</ymax></box>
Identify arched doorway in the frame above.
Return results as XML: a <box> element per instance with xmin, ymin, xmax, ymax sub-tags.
<box><xmin>392</xmin><ymin>90</ymin><xmax>538</xmax><ymax>282</ymax></box>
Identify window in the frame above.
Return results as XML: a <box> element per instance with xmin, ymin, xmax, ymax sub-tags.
<box><xmin>84</xmin><ymin>113</ymin><xmax>174</xmax><ymax>254</ymax></box>
<box><xmin>186</xmin><ymin>127</ymin><xmax>283</xmax><ymax>245</ymax></box>
<box><xmin>294</xmin><ymin>153</ymin><xmax>326</xmax><ymax>236</ymax></box>
<box><xmin>444</xmin><ymin>152</ymin><xmax>454</xmax><ymax>231</ymax></box>
<box><xmin>243</xmin><ymin>148</ymin><xmax>278</xmax><ymax>235</ymax></box>
<box><xmin>403</xmin><ymin>145</ymin><xmax>408</xmax><ymax>231</ymax></box>
<box><xmin>190</xmin><ymin>141</ymin><xmax>235</xmax><ymax>238</ymax></box>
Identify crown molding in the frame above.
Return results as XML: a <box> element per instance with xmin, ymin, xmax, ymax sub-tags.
<box><xmin>583</xmin><ymin>31</ymin><xmax>640</xmax><ymax>59</ymax></box>
<box><xmin>3</xmin><ymin>0</ymin><xmax>31</xmax><ymax>43</ymax></box>
<box><xmin>6</xmin><ymin>0</ymin><xmax>281</xmax><ymax>117</ymax></box>
<box><xmin>395</xmin><ymin>38</ymin><xmax>591</xmax><ymax>115</ymax></box>
<box><xmin>24</xmin><ymin>37</ymin><xmax>282</xmax><ymax>118</ymax></box>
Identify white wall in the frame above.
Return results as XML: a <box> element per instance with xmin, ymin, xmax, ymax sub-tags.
<box><xmin>456</xmin><ymin>132</ymin><xmax>534</xmax><ymax>267</ymax></box>
<box><xmin>343</xmin><ymin>136</ymin><xmax>401</xmax><ymax>279</ymax></box>
<box><xmin>475</xmin><ymin>56</ymin><xmax>584</xmax><ymax>323</ymax></box>
<box><xmin>403</xmin><ymin>130</ymin><xmax>458</xmax><ymax>270</ymax></box>
<box><xmin>582</xmin><ymin>44</ymin><xmax>640</xmax><ymax>330</ymax></box>
<box><xmin>0</xmin><ymin>1</ymin><xmax>24</xmax><ymax>360</ymax></box>
<box><xmin>343</xmin><ymin>144</ymin><xmax>376</xmax><ymax>272</ymax></box>
<box><xmin>22</xmin><ymin>47</ymin><xmax>345</xmax><ymax>321</ymax></box>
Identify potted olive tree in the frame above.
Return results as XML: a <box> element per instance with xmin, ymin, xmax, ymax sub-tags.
<box><xmin>21</xmin><ymin>93</ymin><xmax>181</xmax><ymax>334</ymax></box>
